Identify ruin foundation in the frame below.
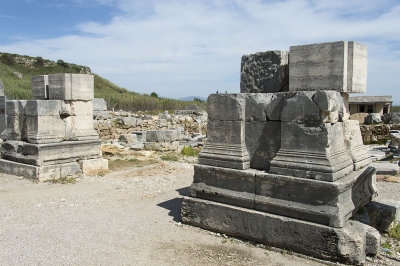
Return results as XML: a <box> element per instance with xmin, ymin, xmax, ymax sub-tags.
<box><xmin>0</xmin><ymin>73</ymin><xmax>108</xmax><ymax>181</ymax></box>
<box><xmin>182</xmin><ymin>41</ymin><xmax>379</xmax><ymax>264</ymax></box>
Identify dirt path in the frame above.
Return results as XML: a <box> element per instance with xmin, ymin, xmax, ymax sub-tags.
<box><xmin>0</xmin><ymin>161</ymin><xmax>328</xmax><ymax>265</ymax></box>
<box><xmin>2</xmin><ymin>161</ymin><xmax>400</xmax><ymax>265</ymax></box>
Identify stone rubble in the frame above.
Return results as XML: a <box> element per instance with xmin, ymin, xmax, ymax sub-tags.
<box><xmin>92</xmin><ymin>103</ymin><xmax>207</xmax><ymax>151</ymax></box>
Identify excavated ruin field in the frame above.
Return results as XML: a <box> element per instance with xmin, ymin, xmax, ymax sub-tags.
<box><xmin>1</xmin><ymin>152</ymin><xmax>400</xmax><ymax>265</ymax></box>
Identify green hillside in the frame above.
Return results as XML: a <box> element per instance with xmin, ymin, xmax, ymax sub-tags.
<box><xmin>0</xmin><ymin>52</ymin><xmax>206</xmax><ymax>112</ymax></box>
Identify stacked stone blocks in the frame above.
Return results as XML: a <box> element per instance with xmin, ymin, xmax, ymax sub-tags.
<box><xmin>182</xmin><ymin>41</ymin><xmax>378</xmax><ymax>264</ymax></box>
<box><xmin>0</xmin><ymin>74</ymin><xmax>107</xmax><ymax>180</ymax></box>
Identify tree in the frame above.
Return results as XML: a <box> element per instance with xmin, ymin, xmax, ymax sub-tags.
<box><xmin>57</xmin><ymin>59</ymin><xmax>68</xmax><ymax>67</ymax></box>
<box><xmin>34</xmin><ymin>56</ymin><xmax>45</xmax><ymax>67</ymax></box>
<box><xmin>150</xmin><ymin>92</ymin><xmax>158</xmax><ymax>98</ymax></box>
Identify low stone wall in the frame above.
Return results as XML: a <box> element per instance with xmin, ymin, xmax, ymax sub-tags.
<box><xmin>360</xmin><ymin>124</ymin><xmax>400</xmax><ymax>144</ymax></box>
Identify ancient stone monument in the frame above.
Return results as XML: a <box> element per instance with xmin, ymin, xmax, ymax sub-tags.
<box><xmin>0</xmin><ymin>73</ymin><xmax>108</xmax><ymax>181</ymax></box>
<box><xmin>182</xmin><ymin>41</ymin><xmax>379</xmax><ymax>264</ymax></box>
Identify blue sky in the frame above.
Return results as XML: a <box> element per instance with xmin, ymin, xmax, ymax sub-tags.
<box><xmin>0</xmin><ymin>0</ymin><xmax>399</xmax><ymax>104</ymax></box>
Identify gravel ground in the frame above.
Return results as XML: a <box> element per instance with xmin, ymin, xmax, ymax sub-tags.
<box><xmin>0</xmin><ymin>161</ymin><xmax>324</xmax><ymax>266</ymax></box>
<box><xmin>1</xmin><ymin>161</ymin><xmax>400</xmax><ymax>265</ymax></box>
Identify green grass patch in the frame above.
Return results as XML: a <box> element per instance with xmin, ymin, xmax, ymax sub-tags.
<box><xmin>389</xmin><ymin>223</ymin><xmax>400</xmax><ymax>239</ymax></box>
<box><xmin>160</xmin><ymin>153</ymin><xmax>179</xmax><ymax>161</ymax></box>
<box><xmin>180</xmin><ymin>145</ymin><xmax>199</xmax><ymax>156</ymax></box>
<box><xmin>46</xmin><ymin>176</ymin><xmax>76</xmax><ymax>184</ymax></box>
<box><xmin>381</xmin><ymin>242</ymin><xmax>392</xmax><ymax>249</ymax></box>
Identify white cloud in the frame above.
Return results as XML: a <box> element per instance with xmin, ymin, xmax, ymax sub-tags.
<box><xmin>1</xmin><ymin>0</ymin><xmax>400</xmax><ymax>103</ymax></box>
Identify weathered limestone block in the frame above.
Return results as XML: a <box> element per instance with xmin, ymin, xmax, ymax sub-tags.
<box><xmin>343</xmin><ymin>120</ymin><xmax>371</xmax><ymax>170</ymax></box>
<box><xmin>93</xmin><ymin>98</ymin><xmax>107</xmax><ymax>111</ymax></box>
<box><xmin>1</xmin><ymin>139</ymin><xmax>101</xmax><ymax>166</ymax></box>
<box><xmin>23</xmin><ymin>100</ymin><xmax>65</xmax><ymax>144</ymax></box>
<box><xmin>144</xmin><ymin>141</ymin><xmax>179</xmax><ymax>151</ymax></box>
<box><xmin>181</xmin><ymin>197</ymin><xmax>380</xmax><ymax>264</ymax></box>
<box><xmin>48</xmin><ymin>73</ymin><xmax>94</xmax><ymax>100</ymax></box>
<box><xmin>280</xmin><ymin>92</ymin><xmax>320</xmax><ymax>123</ymax></box>
<box><xmin>312</xmin><ymin>90</ymin><xmax>350</xmax><ymax>123</ymax></box>
<box><xmin>244</xmin><ymin>93</ymin><xmax>272</xmax><ymax>122</ymax></box>
<box><xmin>0</xmin><ymin>159</ymin><xmax>81</xmax><ymax>181</ymax></box>
<box><xmin>119</xmin><ymin>134</ymin><xmax>138</xmax><ymax>144</ymax></box>
<box><xmin>208</xmin><ymin>94</ymin><xmax>245</xmax><ymax>121</ymax></box>
<box><xmin>364</xmin><ymin>113</ymin><xmax>382</xmax><ymax>124</ymax></box>
<box><xmin>25</xmin><ymin>100</ymin><xmax>61</xmax><ymax>116</ymax></box>
<box><xmin>199</xmin><ymin>120</ymin><xmax>250</xmax><ymax>169</ymax></box>
<box><xmin>245</xmin><ymin>121</ymin><xmax>280</xmax><ymax>170</ymax></box>
<box><xmin>200</xmin><ymin>94</ymin><xmax>250</xmax><ymax>170</ymax></box>
<box><xmin>64</xmin><ymin>115</ymin><xmax>98</xmax><ymax>141</ymax></box>
<box><xmin>190</xmin><ymin>165</ymin><xmax>377</xmax><ymax>228</ymax></box>
<box><xmin>66</xmin><ymin>100</ymin><xmax>93</xmax><ymax>116</ymax></box>
<box><xmin>146</xmin><ymin>130</ymin><xmax>181</xmax><ymax>142</ymax></box>
<box><xmin>31</xmin><ymin>75</ymin><xmax>48</xmax><ymax>99</ymax></box>
<box><xmin>240</xmin><ymin>51</ymin><xmax>289</xmax><ymax>93</ymax></box>
<box><xmin>132</xmin><ymin>131</ymin><xmax>146</xmax><ymax>142</ymax></box>
<box><xmin>79</xmin><ymin>158</ymin><xmax>108</xmax><ymax>174</ymax></box>
<box><xmin>270</xmin><ymin>122</ymin><xmax>354</xmax><ymax>181</ymax></box>
<box><xmin>289</xmin><ymin>41</ymin><xmax>367</xmax><ymax>93</ymax></box>
<box><xmin>366</xmin><ymin>199</ymin><xmax>400</xmax><ymax>233</ymax></box>
<box><xmin>1</xmin><ymin>100</ymin><xmax>27</xmax><ymax>141</ymax></box>
<box><xmin>382</xmin><ymin>112</ymin><xmax>400</xmax><ymax>124</ymax></box>
<box><xmin>116</xmin><ymin>117</ymin><xmax>137</xmax><ymax>128</ymax></box>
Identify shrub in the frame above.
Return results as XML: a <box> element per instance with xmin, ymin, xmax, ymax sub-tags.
<box><xmin>150</xmin><ymin>92</ymin><xmax>158</xmax><ymax>98</ymax></box>
<box><xmin>181</xmin><ymin>145</ymin><xmax>199</xmax><ymax>156</ymax></box>
<box><xmin>0</xmin><ymin>53</ymin><xmax>15</xmax><ymax>65</ymax></box>
<box><xmin>34</xmin><ymin>56</ymin><xmax>45</xmax><ymax>67</ymax></box>
<box><xmin>389</xmin><ymin>223</ymin><xmax>400</xmax><ymax>239</ymax></box>
<box><xmin>57</xmin><ymin>59</ymin><xmax>68</xmax><ymax>67</ymax></box>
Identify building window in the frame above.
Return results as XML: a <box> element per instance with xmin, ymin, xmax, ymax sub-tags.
<box><xmin>367</xmin><ymin>105</ymin><xmax>374</xmax><ymax>113</ymax></box>
<box><xmin>359</xmin><ymin>105</ymin><xmax>365</xmax><ymax>113</ymax></box>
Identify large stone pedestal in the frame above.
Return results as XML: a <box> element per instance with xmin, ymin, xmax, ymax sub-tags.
<box><xmin>182</xmin><ymin>41</ymin><xmax>378</xmax><ymax>264</ymax></box>
<box><xmin>189</xmin><ymin>165</ymin><xmax>377</xmax><ymax>228</ymax></box>
<box><xmin>182</xmin><ymin>197</ymin><xmax>379</xmax><ymax>265</ymax></box>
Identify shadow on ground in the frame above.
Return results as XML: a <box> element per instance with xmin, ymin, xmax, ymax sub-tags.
<box><xmin>157</xmin><ymin>186</ymin><xmax>190</xmax><ymax>222</ymax></box>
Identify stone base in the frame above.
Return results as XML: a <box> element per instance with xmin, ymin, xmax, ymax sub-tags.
<box><xmin>181</xmin><ymin>197</ymin><xmax>380</xmax><ymax>264</ymax></box>
<box><xmin>79</xmin><ymin>158</ymin><xmax>108</xmax><ymax>174</ymax></box>
<box><xmin>190</xmin><ymin>164</ymin><xmax>377</xmax><ymax>228</ymax></box>
<box><xmin>0</xmin><ymin>159</ymin><xmax>81</xmax><ymax>181</ymax></box>
<box><xmin>1</xmin><ymin>139</ymin><xmax>101</xmax><ymax>166</ymax></box>
<box><xmin>199</xmin><ymin>143</ymin><xmax>250</xmax><ymax>170</ymax></box>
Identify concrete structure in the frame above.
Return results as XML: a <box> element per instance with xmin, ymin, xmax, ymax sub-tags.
<box><xmin>182</xmin><ymin>41</ymin><xmax>380</xmax><ymax>264</ymax></box>
<box><xmin>349</xmin><ymin>96</ymin><xmax>392</xmax><ymax>115</ymax></box>
<box><xmin>0</xmin><ymin>74</ymin><xmax>107</xmax><ymax>181</ymax></box>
